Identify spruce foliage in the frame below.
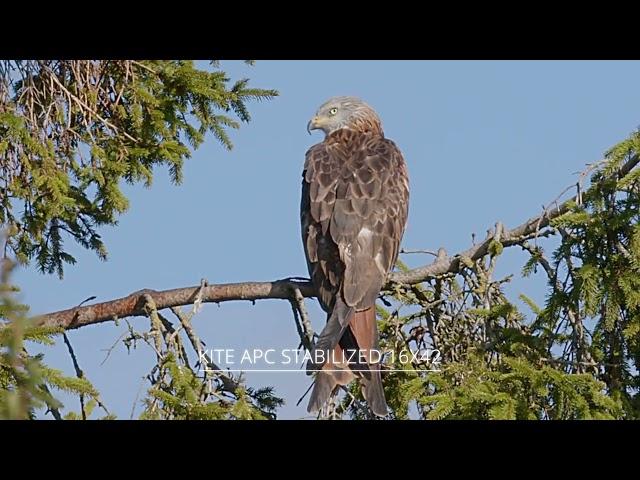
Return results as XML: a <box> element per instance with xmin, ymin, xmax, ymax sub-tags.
<box><xmin>0</xmin><ymin>259</ymin><xmax>109</xmax><ymax>419</ymax></box>
<box><xmin>3</xmin><ymin>60</ymin><xmax>640</xmax><ymax>420</ymax></box>
<box><xmin>0</xmin><ymin>60</ymin><xmax>277</xmax><ymax>278</ymax></box>
<box><xmin>336</xmin><ymin>130</ymin><xmax>640</xmax><ymax>420</ymax></box>
<box><xmin>1</xmin><ymin>60</ymin><xmax>279</xmax><ymax>419</ymax></box>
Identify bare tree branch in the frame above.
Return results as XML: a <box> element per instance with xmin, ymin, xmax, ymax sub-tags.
<box><xmin>289</xmin><ymin>287</ymin><xmax>315</xmax><ymax>352</ymax></box>
<box><xmin>170</xmin><ymin>306</ymin><xmax>242</xmax><ymax>395</ymax></box>
<box><xmin>32</xmin><ymin>154</ymin><xmax>640</xmax><ymax>332</ymax></box>
<box><xmin>36</xmin><ymin>280</ymin><xmax>315</xmax><ymax>330</ymax></box>
<box><xmin>62</xmin><ymin>333</ymin><xmax>86</xmax><ymax>420</ymax></box>
<box><xmin>390</xmin><ymin>149</ymin><xmax>639</xmax><ymax>285</ymax></box>
<box><xmin>400</xmin><ymin>248</ymin><xmax>438</xmax><ymax>256</ymax></box>
<box><xmin>62</xmin><ymin>332</ymin><xmax>111</xmax><ymax>418</ymax></box>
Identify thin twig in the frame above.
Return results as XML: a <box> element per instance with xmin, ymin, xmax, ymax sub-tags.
<box><xmin>40</xmin><ymin>62</ymin><xmax>139</xmax><ymax>143</ymax></box>
<box><xmin>400</xmin><ymin>249</ymin><xmax>438</xmax><ymax>256</ymax></box>
<box><xmin>130</xmin><ymin>376</ymin><xmax>146</xmax><ymax>420</ymax></box>
<box><xmin>62</xmin><ymin>332</ymin><xmax>86</xmax><ymax>420</ymax></box>
<box><xmin>62</xmin><ymin>332</ymin><xmax>111</xmax><ymax>418</ymax></box>
<box><xmin>291</xmin><ymin>287</ymin><xmax>315</xmax><ymax>351</ymax></box>
<box><xmin>100</xmin><ymin>329</ymin><xmax>129</xmax><ymax>366</ymax></box>
<box><xmin>171</xmin><ymin>306</ymin><xmax>241</xmax><ymax>394</ymax></box>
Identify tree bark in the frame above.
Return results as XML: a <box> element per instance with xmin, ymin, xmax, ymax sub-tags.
<box><xmin>33</xmin><ymin>153</ymin><xmax>640</xmax><ymax>332</ymax></box>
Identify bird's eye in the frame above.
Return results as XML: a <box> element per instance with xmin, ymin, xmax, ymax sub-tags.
<box><xmin>329</xmin><ymin>107</ymin><xmax>338</xmax><ymax>115</ymax></box>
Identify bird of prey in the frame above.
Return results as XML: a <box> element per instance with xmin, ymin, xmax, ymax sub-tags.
<box><xmin>301</xmin><ymin>96</ymin><xmax>410</xmax><ymax>417</ymax></box>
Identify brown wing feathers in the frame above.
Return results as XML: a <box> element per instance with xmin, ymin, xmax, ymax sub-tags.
<box><xmin>301</xmin><ymin>128</ymin><xmax>409</xmax><ymax>417</ymax></box>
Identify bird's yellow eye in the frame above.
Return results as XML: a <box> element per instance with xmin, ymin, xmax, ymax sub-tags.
<box><xmin>329</xmin><ymin>107</ymin><xmax>338</xmax><ymax>115</ymax></box>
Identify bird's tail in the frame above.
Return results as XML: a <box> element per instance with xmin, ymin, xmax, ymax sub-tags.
<box><xmin>306</xmin><ymin>297</ymin><xmax>353</xmax><ymax>372</ymax></box>
<box><xmin>307</xmin><ymin>306</ymin><xmax>388</xmax><ymax>417</ymax></box>
<box><xmin>359</xmin><ymin>368</ymin><xmax>387</xmax><ymax>417</ymax></box>
<box><xmin>349</xmin><ymin>306</ymin><xmax>388</xmax><ymax>417</ymax></box>
<box><xmin>307</xmin><ymin>342</ymin><xmax>356</xmax><ymax>415</ymax></box>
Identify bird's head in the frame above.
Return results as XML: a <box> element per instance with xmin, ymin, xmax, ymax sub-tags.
<box><xmin>307</xmin><ymin>96</ymin><xmax>382</xmax><ymax>136</ymax></box>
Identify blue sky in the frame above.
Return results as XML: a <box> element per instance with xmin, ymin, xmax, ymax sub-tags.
<box><xmin>14</xmin><ymin>60</ymin><xmax>640</xmax><ymax>419</ymax></box>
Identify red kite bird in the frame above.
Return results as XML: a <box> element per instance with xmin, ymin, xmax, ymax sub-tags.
<box><xmin>301</xmin><ymin>96</ymin><xmax>410</xmax><ymax>417</ymax></box>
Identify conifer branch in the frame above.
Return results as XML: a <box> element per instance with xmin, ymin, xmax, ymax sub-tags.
<box><xmin>32</xmin><ymin>154</ymin><xmax>640</xmax><ymax>332</ymax></box>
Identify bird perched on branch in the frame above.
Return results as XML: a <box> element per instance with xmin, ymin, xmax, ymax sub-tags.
<box><xmin>301</xmin><ymin>96</ymin><xmax>410</xmax><ymax>417</ymax></box>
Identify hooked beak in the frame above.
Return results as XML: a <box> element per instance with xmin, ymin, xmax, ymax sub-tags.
<box><xmin>307</xmin><ymin>116</ymin><xmax>321</xmax><ymax>135</ymax></box>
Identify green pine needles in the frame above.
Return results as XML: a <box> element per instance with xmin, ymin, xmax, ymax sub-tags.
<box><xmin>332</xmin><ymin>130</ymin><xmax>640</xmax><ymax>420</ymax></box>
<box><xmin>2</xmin><ymin>60</ymin><xmax>640</xmax><ymax>420</ymax></box>
<box><xmin>0</xmin><ymin>259</ymin><xmax>110</xmax><ymax>419</ymax></box>
<box><xmin>0</xmin><ymin>60</ymin><xmax>277</xmax><ymax>278</ymax></box>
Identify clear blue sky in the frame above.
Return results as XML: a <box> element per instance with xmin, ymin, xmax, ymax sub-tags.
<box><xmin>14</xmin><ymin>60</ymin><xmax>640</xmax><ymax>419</ymax></box>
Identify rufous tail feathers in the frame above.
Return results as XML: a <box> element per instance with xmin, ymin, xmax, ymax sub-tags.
<box><xmin>307</xmin><ymin>306</ymin><xmax>388</xmax><ymax>417</ymax></box>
